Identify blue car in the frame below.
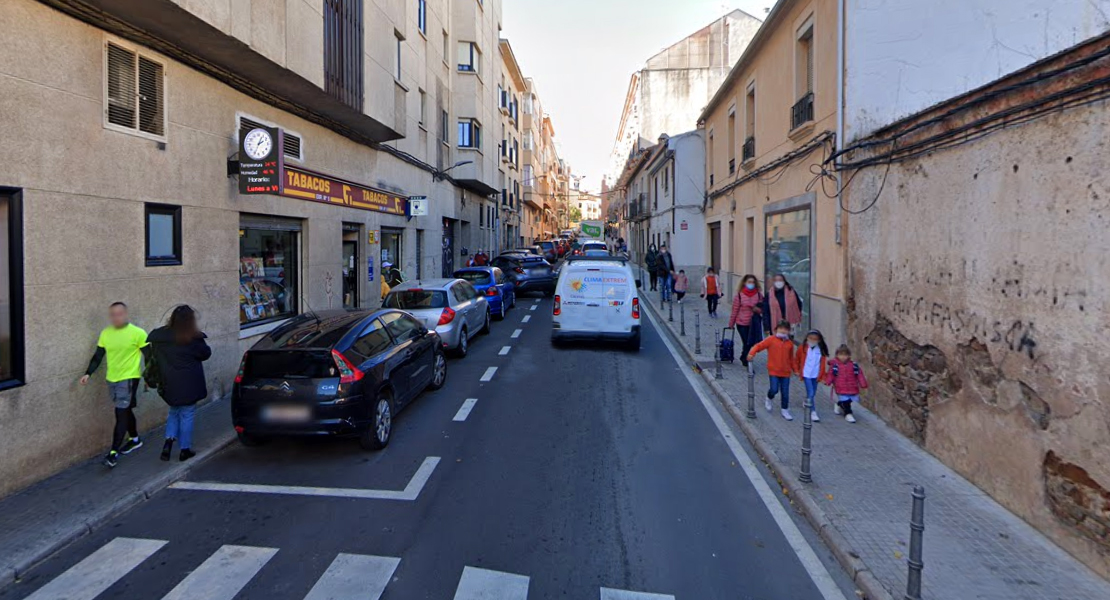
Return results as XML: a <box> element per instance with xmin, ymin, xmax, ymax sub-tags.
<box><xmin>453</xmin><ymin>267</ymin><xmax>516</xmax><ymax>319</ymax></box>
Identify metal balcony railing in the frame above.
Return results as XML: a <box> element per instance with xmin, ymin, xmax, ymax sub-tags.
<box><xmin>791</xmin><ymin>92</ymin><xmax>815</xmax><ymax>130</ymax></box>
<box><xmin>742</xmin><ymin>136</ymin><xmax>755</xmax><ymax>162</ymax></box>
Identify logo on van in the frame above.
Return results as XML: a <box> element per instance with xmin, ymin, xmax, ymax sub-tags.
<box><xmin>570</xmin><ymin>279</ymin><xmax>588</xmax><ymax>293</ymax></box>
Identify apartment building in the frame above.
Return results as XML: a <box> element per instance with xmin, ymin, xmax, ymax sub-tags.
<box><xmin>497</xmin><ymin>39</ymin><xmax>525</xmax><ymax>249</ymax></box>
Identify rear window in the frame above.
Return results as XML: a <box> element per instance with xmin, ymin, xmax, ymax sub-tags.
<box><xmin>385</xmin><ymin>290</ymin><xmax>448</xmax><ymax>309</ymax></box>
<box><xmin>454</xmin><ymin>271</ymin><xmax>493</xmax><ymax>285</ymax></box>
<box><xmin>245</xmin><ymin>351</ymin><xmax>338</xmax><ymax>379</ymax></box>
<box><xmin>563</xmin><ymin>269</ymin><xmax>631</xmax><ymax>300</ymax></box>
<box><xmin>539</xmin><ymin>242</ymin><xmax>554</xmax><ymax>249</ymax></box>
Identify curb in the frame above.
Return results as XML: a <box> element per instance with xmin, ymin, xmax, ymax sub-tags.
<box><xmin>3</xmin><ymin>429</ymin><xmax>236</xmax><ymax>588</ymax></box>
<box><xmin>644</xmin><ymin>298</ymin><xmax>896</xmax><ymax>600</ymax></box>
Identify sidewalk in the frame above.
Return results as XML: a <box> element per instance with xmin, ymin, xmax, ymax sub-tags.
<box><xmin>0</xmin><ymin>397</ymin><xmax>235</xmax><ymax>589</ymax></box>
<box><xmin>642</xmin><ymin>293</ymin><xmax>1110</xmax><ymax>600</ymax></box>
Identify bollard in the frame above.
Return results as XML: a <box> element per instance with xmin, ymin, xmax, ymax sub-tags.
<box><xmin>669</xmin><ymin>298</ymin><xmax>674</xmax><ymax>322</ymax></box>
<box><xmin>905</xmin><ymin>486</ymin><xmax>926</xmax><ymax>600</ymax></box>
<box><xmin>800</xmin><ymin>393</ymin><xmax>814</xmax><ymax>483</ymax></box>
<box><xmin>680</xmin><ymin>302</ymin><xmax>686</xmax><ymax>336</ymax></box>
<box><xmin>746</xmin><ymin>362</ymin><xmax>757</xmax><ymax>419</ymax></box>
<box><xmin>694</xmin><ymin>311</ymin><xmax>702</xmax><ymax>354</ymax></box>
<box><xmin>715</xmin><ymin>343</ymin><xmax>724</xmax><ymax>379</ymax></box>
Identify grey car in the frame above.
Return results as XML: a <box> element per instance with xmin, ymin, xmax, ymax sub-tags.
<box><xmin>383</xmin><ymin>278</ymin><xmax>491</xmax><ymax>357</ymax></box>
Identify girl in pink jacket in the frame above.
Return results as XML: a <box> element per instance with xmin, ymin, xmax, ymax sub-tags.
<box><xmin>824</xmin><ymin>344</ymin><xmax>869</xmax><ymax>423</ymax></box>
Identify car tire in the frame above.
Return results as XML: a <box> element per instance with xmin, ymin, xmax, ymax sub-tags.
<box><xmin>429</xmin><ymin>350</ymin><xmax>447</xmax><ymax>390</ymax></box>
<box><xmin>494</xmin><ymin>300</ymin><xmax>506</xmax><ymax>321</ymax></box>
<box><xmin>509</xmin><ymin>293</ymin><xmax>516</xmax><ymax>309</ymax></box>
<box><xmin>480</xmin><ymin>309</ymin><xmax>491</xmax><ymax>335</ymax></box>
<box><xmin>360</xmin><ymin>392</ymin><xmax>393</xmax><ymax>451</ymax></box>
<box><xmin>454</xmin><ymin>328</ymin><xmax>469</xmax><ymax>358</ymax></box>
<box><xmin>237</xmin><ymin>431</ymin><xmax>267</xmax><ymax>447</ymax></box>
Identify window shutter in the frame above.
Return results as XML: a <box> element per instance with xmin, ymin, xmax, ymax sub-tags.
<box><xmin>106</xmin><ymin>43</ymin><xmax>137</xmax><ymax>129</ymax></box>
<box><xmin>137</xmin><ymin>56</ymin><xmax>164</xmax><ymax>136</ymax></box>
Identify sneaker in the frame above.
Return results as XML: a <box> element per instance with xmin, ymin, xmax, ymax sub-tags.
<box><xmin>833</xmin><ymin>404</ymin><xmax>843</xmax><ymax>415</ymax></box>
<box><xmin>103</xmin><ymin>451</ymin><xmax>119</xmax><ymax>468</ymax></box>
<box><xmin>846</xmin><ymin>414</ymin><xmax>857</xmax><ymax>423</ymax></box>
<box><xmin>765</xmin><ymin>398</ymin><xmax>774</xmax><ymax>412</ymax></box>
<box><xmin>160</xmin><ymin>439</ymin><xmax>174</xmax><ymax>462</ymax></box>
<box><xmin>811</xmin><ymin>411</ymin><xmax>820</xmax><ymax>423</ymax></box>
<box><xmin>179</xmin><ymin>449</ymin><xmax>196</xmax><ymax>462</ymax></box>
<box><xmin>119</xmin><ymin>437</ymin><xmax>143</xmax><ymax>455</ymax></box>
<box><xmin>781</xmin><ymin>409</ymin><xmax>794</xmax><ymax>421</ymax></box>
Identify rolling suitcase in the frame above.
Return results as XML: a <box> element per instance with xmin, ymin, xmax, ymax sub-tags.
<box><xmin>719</xmin><ymin>327</ymin><xmax>736</xmax><ymax>363</ymax></box>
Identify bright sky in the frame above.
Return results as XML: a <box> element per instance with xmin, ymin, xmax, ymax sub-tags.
<box><xmin>503</xmin><ymin>0</ymin><xmax>776</xmax><ymax>192</ymax></box>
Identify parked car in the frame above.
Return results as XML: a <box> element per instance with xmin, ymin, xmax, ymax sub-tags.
<box><xmin>537</xmin><ymin>240</ymin><xmax>558</xmax><ymax>262</ymax></box>
<box><xmin>453</xmin><ymin>267</ymin><xmax>516</xmax><ymax>319</ymax></box>
<box><xmin>512</xmin><ymin>247</ymin><xmax>541</xmax><ymax>256</ymax></box>
<box><xmin>384</xmin><ymin>279</ymin><xmax>490</xmax><ymax>357</ymax></box>
<box><xmin>552</xmin><ymin>255</ymin><xmax>641</xmax><ymax>350</ymax></box>
<box><xmin>232</xmin><ymin>309</ymin><xmax>447</xmax><ymax>450</ymax></box>
<box><xmin>580</xmin><ymin>240</ymin><xmax>609</xmax><ymax>255</ymax></box>
<box><xmin>492</xmin><ymin>253</ymin><xmax>556</xmax><ymax>296</ymax></box>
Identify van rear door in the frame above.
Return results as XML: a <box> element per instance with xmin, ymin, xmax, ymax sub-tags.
<box><xmin>560</xmin><ymin>266</ymin><xmax>633</xmax><ymax>333</ymax></box>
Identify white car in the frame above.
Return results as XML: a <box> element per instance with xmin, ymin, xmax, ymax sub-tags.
<box><xmin>551</xmin><ymin>256</ymin><xmax>641</xmax><ymax>350</ymax></box>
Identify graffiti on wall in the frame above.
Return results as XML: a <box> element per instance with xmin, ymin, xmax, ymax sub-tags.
<box><xmin>890</xmin><ymin>290</ymin><xmax>1038</xmax><ymax>360</ymax></box>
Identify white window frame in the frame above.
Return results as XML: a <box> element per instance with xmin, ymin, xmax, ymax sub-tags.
<box><xmin>102</xmin><ymin>37</ymin><xmax>168</xmax><ymax>143</ymax></box>
<box><xmin>417</xmin><ymin>0</ymin><xmax>427</xmax><ymax>35</ymax></box>
<box><xmin>236</xmin><ymin>112</ymin><xmax>304</xmax><ymax>163</ymax></box>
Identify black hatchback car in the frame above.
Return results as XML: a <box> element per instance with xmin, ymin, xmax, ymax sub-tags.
<box><xmin>492</xmin><ymin>253</ymin><xmax>556</xmax><ymax>296</ymax></box>
<box><xmin>232</xmin><ymin>309</ymin><xmax>447</xmax><ymax>450</ymax></box>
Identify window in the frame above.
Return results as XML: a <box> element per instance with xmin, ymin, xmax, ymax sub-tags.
<box><xmin>417</xmin><ymin>0</ymin><xmax>427</xmax><ymax>34</ymax></box>
<box><xmin>0</xmin><ymin>189</ymin><xmax>25</xmax><ymax>389</ymax></box>
<box><xmin>440</xmin><ymin>109</ymin><xmax>449</xmax><ymax>142</ymax></box>
<box><xmin>523</xmin><ymin>130</ymin><xmax>533</xmax><ymax>150</ymax></box>
<box><xmin>144</xmin><ymin>203</ymin><xmax>182</xmax><ymax>266</ymax></box>
<box><xmin>239</xmin><ymin>116</ymin><xmax>302</xmax><ymax>161</ymax></box>
<box><xmin>104</xmin><ymin>41</ymin><xmax>166</xmax><ymax>140</ymax></box>
<box><xmin>458</xmin><ymin>119</ymin><xmax>481</xmax><ymax>149</ymax></box>
<box><xmin>663</xmin><ymin>167</ymin><xmax>669</xmax><ymax>192</ymax></box>
<box><xmin>744</xmin><ymin>84</ymin><xmax>756</xmax><ymax>161</ymax></box>
<box><xmin>457</xmin><ymin>41</ymin><xmax>479</xmax><ymax>73</ymax></box>
<box><xmin>708</xmin><ymin>131</ymin><xmax>715</xmax><ymax>187</ymax></box>
<box><xmin>351</xmin><ymin>319</ymin><xmax>393</xmax><ymax>359</ymax></box>
<box><xmin>324</xmin><ymin>0</ymin><xmax>364</xmax><ymax>110</ymax></box>
<box><xmin>418</xmin><ymin>89</ymin><xmax>427</xmax><ymax>126</ymax></box>
<box><xmin>523</xmin><ymin>94</ymin><xmax>533</xmax><ymax>115</ymax></box>
<box><xmin>382</xmin><ymin>312</ymin><xmax>423</xmax><ymax>343</ymax></box>
<box><xmin>727</xmin><ymin>109</ymin><xmax>736</xmax><ymax>174</ymax></box>
<box><xmin>394</xmin><ymin>31</ymin><xmax>404</xmax><ymax>81</ymax></box>
<box><xmin>239</xmin><ymin>216</ymin><xmax>301</xmax><ymax>328</ymax></box>
<box><xmin>797</xmin><ymin>23</ymin><xmax>814</xmax><ymax>96</ymax></box>
<box><xmin>523</xmin><ymin>164</ymin><xmax>533</xmax><ymax>184</ymax></box>
<box><xmin>442</xmin><ymin>30</ymin><xmax>449</xmax><ymax>64</ymax></box>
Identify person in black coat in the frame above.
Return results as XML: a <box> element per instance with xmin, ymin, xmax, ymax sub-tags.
<box><xmin>149</xmin><ymin>305</ymin><xmax>211</xmax><ymax>462</ymax></box>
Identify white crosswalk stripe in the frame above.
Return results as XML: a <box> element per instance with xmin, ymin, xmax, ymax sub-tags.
<box><xmin>303</xmin><ymin>553</ymin><xmax>400</xmax><ymax>600</ymax></box>
<box><xmin>452</xmin><ymin>566</ymin><xmax>530</xmax><ymax>600</ymax></box>
<box><xmin>600</xmin><ymin>588</ymin><xmax>675</xmax><ymax>600</ymax></box>
<box><xmin>24</xmin><ymin>537</ymin><xmax>167</xmax><ymax>600</ymax></box>
<box><xmin>161</xmin><ymin>545</ymin><xmax>277</xmax><ymax>600</ymax></box>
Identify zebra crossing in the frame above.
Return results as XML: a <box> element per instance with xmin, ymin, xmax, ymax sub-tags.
<box><xmin>21</xmin><ymin>537</ymin><xmax>675</xmax><ymax>600</ymax></box>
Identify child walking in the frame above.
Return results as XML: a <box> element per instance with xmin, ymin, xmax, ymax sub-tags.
<box><xmin>673</xmin><ymin>270</ymin><xmax>689</xmax><ymax>302</ymax></box>
<box><xmin>794</xmin><ymin>330</ymin><xmax>829</xmax><ymax>423</ymax></box>
<box><xmin>825</xmin><ymin>344</ymin><xmax>869</xmax><ymax>423</ymax></box>
<box><xmin>748</xmin><ymin>320</ymin><xmax>797</xmax><ymax>421</ymax></box>
<box><xmin>699</xmin><ymin>267</ymin><xmax>722</xmax><ymax>317</ymax></box>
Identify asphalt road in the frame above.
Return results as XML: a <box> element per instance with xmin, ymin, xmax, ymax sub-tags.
<box><xmin>2</xmin><ymin>295</ymin><xmax>856</xmax><ymax>600</ymax></box>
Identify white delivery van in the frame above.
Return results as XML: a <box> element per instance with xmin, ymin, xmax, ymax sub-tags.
<box><xmin>551</xmin><ymin>256</ymin><xmax>641</xmax><ymax>350</ymax></box>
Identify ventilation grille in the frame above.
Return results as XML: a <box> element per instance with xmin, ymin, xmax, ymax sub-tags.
<box><xmin>239</xmin><ymin>117</ymin><xmax>302</xmax><ymax>160</ymax></box>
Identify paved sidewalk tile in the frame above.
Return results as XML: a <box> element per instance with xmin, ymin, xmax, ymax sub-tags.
<box><xmin>645</xmin><ymin>293</ymin><xmax>1110</xmax><ymax>600</ymax></box>
<box><xmin>0</xmin><ymin>397</ymin><xmax>235</xmax><ymax>586</ymax></box>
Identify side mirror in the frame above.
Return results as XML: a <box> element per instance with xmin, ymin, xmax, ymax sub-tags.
<box><xmin>635</xmin><ymin>279</ymin><xmax>642</xmax><ymax>289</ymax></box>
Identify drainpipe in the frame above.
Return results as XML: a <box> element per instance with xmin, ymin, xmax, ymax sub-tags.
<box><xmin>836</xmin><ymin>0</ymin><xmax>849</xmax><ymax>347</ymax></box>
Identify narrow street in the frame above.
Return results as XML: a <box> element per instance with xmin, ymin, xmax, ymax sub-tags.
<box><xmin>1</xmin><ymin>297</ymin><xmax>852</xmax><ymax>600</ymax></box>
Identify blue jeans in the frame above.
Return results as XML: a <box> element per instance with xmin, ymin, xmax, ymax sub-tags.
<box><xmin>660</xmin><ymin>273</ymin><xmax>674</xmax><ymax>301</ymax></box>
<box><xmin>768</xmin><ymin>376</ymin><xmax>791</xmax><ymax>409</ymax></box>
<box><xmin>804</xmin><ymin>377</ymin><xmax>819</xmax><ymax>403</ymax></box>
<box><xmin>166</xmin><ymin>404</ymin><xmax>196</xmax><ymax>450</ymax></box>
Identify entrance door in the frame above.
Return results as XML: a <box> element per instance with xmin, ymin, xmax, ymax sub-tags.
<box><xmin>342</xmin><ymin>224</ymin><xmax>359</xmax><ymax>309</ymax></box>
<box><xmin>709</xmin><ymin>223</ymin><xmax>722</xmax><ymax>274</ymax></box>
<box><xmin>442</xmin><ymin>218</ymin><xmax>455</xmax><ymax>278</ymax></box>
<box><xmin>381</xmin><ymin>228</ymin><xmax>403</xmax><ymax>284</ymax></box>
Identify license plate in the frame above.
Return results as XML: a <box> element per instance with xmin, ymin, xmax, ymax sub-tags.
<box><xmin>262</xmin><ymin>405</ymin><xmax>311</xmax><ymax>423</ymax></box>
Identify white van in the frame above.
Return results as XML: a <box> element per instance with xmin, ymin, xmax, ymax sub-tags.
<box><xmin>551</xmin><ymin>256</ymin><xmax>641</xmax><ymax>350</ymax></box>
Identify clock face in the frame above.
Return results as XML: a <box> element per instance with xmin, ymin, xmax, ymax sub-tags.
<box><xmin>243</xmin><ymin>128</ymin><xmax>273</xmax><ymax>161</ymax></box>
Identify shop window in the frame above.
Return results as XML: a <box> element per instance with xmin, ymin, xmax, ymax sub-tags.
<box><xmin>0</xmin><ymin>189</ymin><xmax>24</xmax><ymax>389</ymax></box>
<box><xmin>239</xmin><ymin>217</ymin><xmax>300</xmax><ymax>328</ymax></box>
<box><xmin>144</xmin><ymin>203</ymin><xmax>182</xmax><ymax>266</ymax></box>
<box><xmin>765</xmin><ymin>208</ymin><xmax>812</xmax><ymax>333</ymax></box>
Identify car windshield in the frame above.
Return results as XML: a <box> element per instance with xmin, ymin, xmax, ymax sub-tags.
<box><xmin>454</xmin><ymin>271</ymin><xmax>493</xmax><ymax>285</ymax></box>
<box><xmin>384</xmin><ymin>290</ymin><xmax>448</xmax><ymax>309</ymax></box>
<box><xmin>540</xmin><ymin>242</ymin><xmax>554</xmax><ymax>249</ymax></box>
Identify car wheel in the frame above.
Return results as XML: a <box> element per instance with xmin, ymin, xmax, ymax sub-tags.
<box><xmin>480</xmin><ymin>309</ymin><xmax>491</xmax><ymax>335</ymax></box>
<box><xmin>237</xmin><ymin>431</ymin><xmax>267</xmax><ymax>447</ymax></box>
<box><xmin>626</xmin><ymin>332</ymin><xmax>641</xmax><ymax>352</ymax></box>
<box><xmin>429</xmin><ymin>350</ymin><xmax>447</xmax><ymax>390</ymax></box>
<box><xmin>509</xmin><ymin>293</ymin><xmax>516</xmax><ymax>309</ymax></box>
<box><xmin>454</xmin><ymin>328</ymin><xmax>469</xmax><ymax>358</ymax></box>
<box><xmin>360</xmin><ymin>392</ymin><xmax>393</xmax><ymax>451</ymax></box>
<box><xmin>494</xmin><ymin>300</ymin><xmax>506</xmax><ymax>321</ymax></box>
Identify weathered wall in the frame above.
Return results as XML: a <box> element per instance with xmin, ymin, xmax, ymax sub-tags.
<box><xmin>846</xmin><ymin>103</ymin><xmax>1110</xmax><ymax>575</ymax></box>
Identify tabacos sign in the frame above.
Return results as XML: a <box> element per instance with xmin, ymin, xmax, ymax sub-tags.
<box><xmin>280</xmin><ymin>167</ymin><xmax>406</xmax><ymax>216</ymax></box>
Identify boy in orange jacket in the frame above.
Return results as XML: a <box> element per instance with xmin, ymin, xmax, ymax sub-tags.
<box><xmin>748</xmin><ymin>320</ymin><xmax>797</xmax><ymax>420</ymax></box>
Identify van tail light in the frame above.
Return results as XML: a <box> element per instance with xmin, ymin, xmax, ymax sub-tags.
<box><xmin>553</xmin><ymin>295</ymin><xmax>561</xmax><ymax>316</ymax></box>
<box><xmin>234</xmin><ymin>353</ymin><xmax>248</xmax><ymax>384</ymax></box>
<box><xmin>486</xmin><ymin>287</ymin><xmax>499</xmax><ymax>297</ymax></box>
<box><xmin>632</xmin><ymin>297</ymin><xmax>640</xmax><ymax>319</ymax></box>
<box><xmin>331</xmin><ymin>349</ymin><xmax>365</xmax><ymax>384</ymax></box>
<box><xmin>438</xmin><ymin>307</ymin><xmax>456</xmax><ymax>325</ymax></box>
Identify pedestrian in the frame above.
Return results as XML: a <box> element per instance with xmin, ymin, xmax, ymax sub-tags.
<box><xmin>474</xmin><ymin>249</ymin><xmax>490</xmax><ymax>266</ymax></box>
<box><xmin>825</xmin><ymin>344</ymin><xmax>869</xmax><ymax>423</ymax></box>
<box><xmin>673</xmin><ymin>269</ymin><xmax>689</xmax><ymax>302</ymax></box>
<box><xmin>148</xmin><ymin>305</ymin><xmax>212</xmax><ymax>462</ymax></box>
<box><xmin>657</xmin><ymin>244</ymin><xmax>675</xmax><ymax>302</ymax></box>
<box><xmin>384</xmin><ymin>262</ymin><xmax>404</xmax><ymax>287</ymax></box>
<box><xmin>762</xmin><ymin>273</ymin><xmax>804</xmax><ymax>337</ymax></box>
<box><xmin>747</xmin><ymin>320</ymin><xmax>797</xmax><ymax>421</ymax></box>
<box><xmin>700</xmin><ymin>267</ymin><xmax>723</xmax><ymax>318</ymax></box>
<box><xmin>794</xmin><ymin>329</ymin><xmax>829</xmax><ymax>423</ymax></box>
<box><xmin>727</xmin><ymin>274</ymin><xmax>764</xmax><ymax>365</ymax></box>
<box><xmin>80</xmin><ymin>302</ymin><xmax>149</xmax><ymax>468</ymax></box>
<box><xmin>645</xmin><ymin>245</ymin><xmax>659</xmax><ymax>291</ymax></box>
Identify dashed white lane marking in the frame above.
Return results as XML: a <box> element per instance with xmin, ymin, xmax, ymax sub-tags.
<box><xmin>303</xmin><ymin>553</ymin><xmax>400</xmax><ymax>600</ymax></box>
<box><xmin>645</xmin><ymin>308</ymin><xmax>849</xmax><ymax>600</ymax></box>
<box><xmin>530</xmin><ymin>304</ymin><xmax>538</xmax><ymax>311</ymax></box>
<box><xmin>600</xmin><ymin>589</ymin><xmax>675</xmax><ymax>600</ymax></box>
<box><xmin>453</xmin><ymin>398</ymin><xmax>479</xmax><ymax>422</ymax></box>
<box><xmin>161</xmin><ymin>545</ymin><xmax>277</xmax><ymax>600</ymax></box>
<box><xmin>499</xmin><ymin>346</ymin><xmax>511</xmax><ymax>356</ymax></box>
<box><xmin>452</xmin><ymin>566</ymin><xmax>529</xmax><ymax>600</ymax></box>
<box><xmin>522</xmin><ymin>315</ymin><xmax>532</xmax><ymax>323</ymax></box>
<box><xmin>480</xmin><ymin>367</ymin><xmax>498</xmax><ymax>382</ymax></box>
<box><xmin>533</xmin><ymin>298</ymin><xmax>541</xmax><ymax>304</ymax></box>
<box><xmin>512</xmin><ymin>329</ymin><xmax>523</xmax><ymax>338</ymax></box>
<box><xmin>171</xmin><ymin>457</ymin><xmax>441</xmax><ymax>501</ymax></box>
<box><xmin>24</xmin><ymin>538</ymin><xmax>167</xmax><ymax>600</ymax></box>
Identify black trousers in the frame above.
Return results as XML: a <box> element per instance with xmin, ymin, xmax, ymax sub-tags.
<box><xmin>706</xmin><ymin>294</ymin><xmax>720</xmax><ymax>314</ymax></box>
<box><xmin>649</xmin><ymin>271</ymin><xmax>658</xmax><ymax>290</ymax></box>
<box><xmin>736</xmin><ymin>324</ymin><xmax>758</xmax><ymax>366</ymax></box>
<box><xmin>113</xmin><ymin>380</ymin><xmax>139</xmax><ymax>452</ymax></box>
<box><xmin>838</xmin><ymin>400</ymin><xmax>855</xmax><ymax>415</ymax></box>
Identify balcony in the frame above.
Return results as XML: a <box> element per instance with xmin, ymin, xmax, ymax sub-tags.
<box><xmin>742</xmin><ymin>136</ymin><xmax>755</xmax><ymax>163</ymax></box>
<box><xmin>791</xmin><ymin>92</ymin><xmax>815</xmax><ymax>131</ymax></box>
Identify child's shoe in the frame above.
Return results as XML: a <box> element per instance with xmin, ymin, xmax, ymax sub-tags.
<box><xmin>781</xmin><ymin>409</ymin><xmax>794</xmax><ymax>421</ymax></box>
<box><xmin>833</xmin><ymin>404</ymin><xmax>842</xmax><ymax>415</ymax></box>
<box><xmin>846</xmin><ymin>414</ymin><xmax>857</xmax><ymax>423</ymax></box>
<box><xmin>811</xmin><ymin>411</ymin><xmax>820</xmax><ymax>422</ymax></box>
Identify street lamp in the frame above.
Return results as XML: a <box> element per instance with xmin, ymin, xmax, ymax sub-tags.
<box><xmin>434</xmin><ymin>160</ymin><xmax>474</xmax><ymax>181</ymax></box>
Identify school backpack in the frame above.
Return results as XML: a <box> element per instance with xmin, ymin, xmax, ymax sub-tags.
<box><xmin>142</xmin><ymin>348</ymin><xmax>164</xmax><ymax>396</ymax></box>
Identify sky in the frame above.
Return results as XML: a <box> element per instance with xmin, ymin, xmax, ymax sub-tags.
<box><xmin>503</xmin><ymin>0</ymin><xmax>777</xmax><ymax>192</ymax></box>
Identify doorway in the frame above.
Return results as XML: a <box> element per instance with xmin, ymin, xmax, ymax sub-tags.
<box><xmin>342</xmin><ymin>224</ymin><xmax>360</xmax><ymax>309</ymax></box>
<box><xmin>709</xmin><ymin>223</ymin><xmax>721</xmax><ymax>274</ymax></box>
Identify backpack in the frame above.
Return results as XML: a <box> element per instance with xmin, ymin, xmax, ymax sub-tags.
<box><xmin>142</xmin><ymin>347</ymin><xmax>164</xmax><ymax>395</ymax></box>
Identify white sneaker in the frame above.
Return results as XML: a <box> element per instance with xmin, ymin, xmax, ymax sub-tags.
<box><xmin>833</xmin><ymin>404</ymin><xmax>842</xmax><ymax>415</ymax></box>
<box><xmin>781</xmin><ymin>409</ymin><xmax>794</xmax><ymax>421</ymax></box>
<box><xmin>811</xmin><ymin>411</ymin><xmax>820</xmax><ymax>422</ymax></box>
<box><xmin>846</xmin><ymin>414</ymin><xmax>857</xmax><ymax>423</ymax></box>
<box><xmin>765</xmin><ymin>398</ymin><xmax>774</xmax><ymax>412</ymax></box>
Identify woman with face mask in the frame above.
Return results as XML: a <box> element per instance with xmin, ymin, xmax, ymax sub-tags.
<box><xmin>761</xmin><ymin>273</ymin><xmax>803</xmax><ymax>337</ymax></box>
<box><xmin>644</xmin><ymin>245</ymin><xmax>659</xmax><ymax>292</ymax></box>
<box><xmin>727</xmin><ymin>274</ymin><xmax>764</xmax><ymax>367</ymax></box>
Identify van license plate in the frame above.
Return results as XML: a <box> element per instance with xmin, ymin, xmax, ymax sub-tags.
<box><xmin>262</xmin><ymin>405</ymin><xmax>311</xmax><ymax>423</ymax></box>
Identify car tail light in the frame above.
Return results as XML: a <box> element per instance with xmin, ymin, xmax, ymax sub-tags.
<box><xmin>553</xmin><ymin>295</ymin><xmax>561</xmax><ymax>316</ymax></box>
<box><xmin>486</xmin><ymin>287</ymin><xmax>499</xmax><ymax>296</ymax></box>
<box><xmin>515</xmin><ymin>267</ymin><xmax>525</xmax><ymax>274</ymax></box>
<box><xmin>632</xmin><ymin>297</ymin><xmax>640</xmax><ymax>319</ymax></box>
<box><xmin>331</xmin><ymin>349</ymin><xmax>365</xmax><ymax>384</ymax></box>
<box><xmin>234</xmin><ymin>353</ymin><xmax>248</xmax><ymax>384</ymax></box>
<box><xmin>438</xmin><ymin>307</ymin><xmax>456</xmax><ymax>325</ymax></box>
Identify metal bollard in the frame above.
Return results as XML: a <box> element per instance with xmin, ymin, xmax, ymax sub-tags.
<box><xmin>800</xmin><ymin>393</ymin><xmax>814</xmax><ymax>483</ymax></box>
<box><xmin>746</xmin><ymin>362</ymin><xmax>757</xmax><ymax>419</ymax></box>
<box><xmin>680</xmin><ymin>302</ymin><xmax>686</xmax><ymax>336</ymax></box>
<box><xmin>905</xmin><ymin>486</ymin><xmax>926</xmax><ymax>600</ymax></box>
<box><xmin>694</xmin><ymin>311</ymin><xmax>702</xmax><ymax>354</ymax></box>
<box><xmin>669</xmin><ymin>298</ymin><xmax>674</xmax><ymax>322</ymax></box>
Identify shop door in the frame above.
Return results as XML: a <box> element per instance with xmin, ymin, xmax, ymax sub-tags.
<box><xmin>765</xmin><ymin>208</ymin><xmax>812</xmax><ymax>334</ymax></box>
<box><xmin>709</xmin><ymin>223</ymin><xmax>721</xmax><ymax>273</ymax></box>
<box><xmin>441</xmin><ymin>218</ymin><xmax>455</xmax><ymax>278</ymax></box>
<box><xmin>381</xmin><ymin>228</ymin><xmax>403</xmax><ymax>285</ymax></box>
<box><xmin>342</xmin><ymin>225</ymin><xmax>359</xmax><ymax>309</ymax></box>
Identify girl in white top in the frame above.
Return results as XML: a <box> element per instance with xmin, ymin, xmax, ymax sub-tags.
<box><xmin>794</xmin><ymin>329</ymin><xmax>829</xmax><ymax>423</ymax></box>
